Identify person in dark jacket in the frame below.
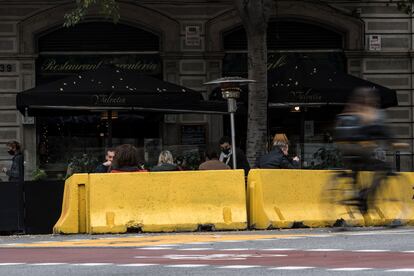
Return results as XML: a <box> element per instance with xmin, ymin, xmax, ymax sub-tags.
<box><xmin>199</xmin><ymin>149</ymin><xmax>230</xmax><ymax>170</ymax></box>
<box><xmin>111</xmin><ymin>144</ymin><xmax>147</xmax><ymax>173</ymax></box>
<box><xmin>256</xmin><ymin>140</ymin><xmax>300</xmax><ymax>169</ymax></box>
<box><xmin>2</xmin><ymin>141</ymin><xmax>24</xmax><ymax>182</ymax></box>
<box><xmin>219</xmin><ymin>136</ymin><xmax>250</xmax><ymax>175</ymax></box>
<box><xmin>94</xmin><ymin>148</ymin><xmax>115</xmax><ymax>173</ymax></box>
<box><xmin>151</xmin><ymin>150</ymin><xmax>179</xmax><ymax>172</ymax></box>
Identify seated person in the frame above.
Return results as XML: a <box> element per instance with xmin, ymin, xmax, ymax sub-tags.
<box><xmin>94</xmin><ymin>148</ymin><xmax>115</xmax><ymax>173</ymax></box>
<box><xmin>111</xmin><ymin>144</ymin><xmax>147</xmax><ymax>173</ymax></box>
<box><xmin>256</xmin><ymin>140</ymin><xmax>300</xmax><ymax>169</ymax></box>
<box><xmin>199</xmin><ymin>149</ymin><xmax>230</xmax><ymax>170</ymax></box>
<box><xmin>151</xmin><ymin>150</ymin><xmax>179</xmax><ymax>171</ymax></box>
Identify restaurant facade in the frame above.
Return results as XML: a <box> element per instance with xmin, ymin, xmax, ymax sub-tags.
<box><xmin>0</xmin><ymin>0</ymin><xmax>413</xmax><ymax>179</ymax></box>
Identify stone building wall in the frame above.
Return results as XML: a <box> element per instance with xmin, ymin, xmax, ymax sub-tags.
<box><xmin>0</xmin><ymin>0</ymin><xmax>412</xmax><ymax>180</ymax></box>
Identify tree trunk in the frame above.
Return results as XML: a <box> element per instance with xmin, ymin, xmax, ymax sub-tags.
<box><xmin>234</xmin><ymin>0</ymin><xmax>273</xmax><ymax>166</ymax></box>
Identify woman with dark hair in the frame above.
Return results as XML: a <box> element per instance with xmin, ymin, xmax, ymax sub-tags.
<box><xmin>111</xmin><ymin>144</ymin><xmax>147</xmax><ymax>173</ymax></box>
<box><xmin>1</xmin><ymin>141</ymin><xmax>24</xmax><ymax>182</ymax></box>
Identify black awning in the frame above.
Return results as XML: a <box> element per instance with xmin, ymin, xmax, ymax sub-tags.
<box><xmin>17</xmin><ymin>65</ymin><xmax>229</xmax><ymax>116</ymax></box>
<box><xmin>268</xmin><ymin>61</ymin><xmax>398</xmax><ymax>108</ymax></box>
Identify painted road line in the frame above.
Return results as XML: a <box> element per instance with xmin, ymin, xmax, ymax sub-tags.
<box><xmin>0</xmin><ymin>263</ymin><xmax>25</xmax><ymax>266</ymax></box>
<box><xmin>305</xmin><ymin>249</ymin><xmax>344</xmax><ymax>252</ymax></box>
<box><xmin>386</xmin><ymin>269</ymin><xmax>414</xmax><ymax>272</ymax></box>
<box><xmin>221</xmin><ymin>248</ymin><xmax>253</xmax><ymax>251</ymax></box>
<box><xmin>140</xmin><ymin>247</ymin><xmax>173</xmax><ymax>250</ymax></box>
<box><xmin>72</xmin><ymin>263</ymin><xmax>113</xmax><ymax>266</ymax></box>
<box><xmin>262</xmin><ymin>248</ymin><xmax>298</xmax><ymax>251</ymax></box>
<box><xmin>30</xmin><ymin>263</ymin><xmax>67</xmax><ymax>266</ymax></box>
<box><xmin>402</xmin><ymin>251</ymin><xmax>414</xmax><ymax>253</ymax></box>
<box><xmin>269</xmin><ymin>266</ymin><xmax>314</xmax><ymax>270</ymax></box>
<box><xmin>353</xmin><ymin>250</ymin><xmax>390</xmax><ymax>252</ymax></box>
<box><xmin>328</xmin><ymin>268</ymin><xmax>372</xmax><ymax>271</ymax></box>
<box><xmin>165</xmin><ymin>264</ymin><xmax>209</xmax><ymax>268</ymax></box>
<box><xmin>219</xmin><ymin>265</ymin><xmax>261</xmax><ymax>269</ymax></box>
<box><xmin>117</xmin><ymin>264</ymin><xmax>158</xmax><ymax>267</ymax></box>
<box><xmin>0</xmin><ymin>233</ymin><xmax>314</xmax><ymax>248</ymax></box>
<box><xmin>179</xmin><ymin>248</ymin><xmax>214</xmax><ymax>251</ymax></box>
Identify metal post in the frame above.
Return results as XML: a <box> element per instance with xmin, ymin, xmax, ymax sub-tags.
<box><xmin>396</xmin><ymin>151</ymin><xmax>401</xmax><ymax>172</ymax></box>
<box><xmin>230</xmin><ymin>111</ymin><xmax>237</xmax><ymax>169</ymax></box>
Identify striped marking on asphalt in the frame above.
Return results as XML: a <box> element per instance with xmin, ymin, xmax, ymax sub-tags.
<box><xmin>328</xmin><ymin>268</ymin><xmax>372</xmax><ymax>271</ymax></box>
<box><xmin>221</xmin><ymin>248</ymin><xmax>253</xmax><ymax>251</ymax></box>
<box><xmin>72</xmin><ymin>263</ymin><xmax>113</xmax><ymax>266</ymax></box>
<box><xmin>30</xmin><ymin>263</ymin><xmax>67</xmax><ymax>266</ymax></box>
<box><xmin>305</xmin><ymin>249</ymin><xmax>344</xmax><ymax>252</ymax></box>
<box><xmin>0</xmin><ymin>263</ymin><xmax>25</xmax><ymax>266</ymax></box>
<box><xmin>218</xmin><ymin>265</ymin><xmax>261</xmax><ymax>269</ymax></box>
<box><xmin>402</xmin><ymin>251</ymin><xmax>414</xmax><ymax>253</ymax></box>
<box><xmin>262</xmin><ymin>248</ymin><xmax>298</xmax><ymax>251</ymax></box>
<box><xmin>178</xmin><ymin>248</ymin><xmax>214</xmax><ymax>251</ymax></box>
<box><xmin>0</xmin><ymin>233</ymin><xmax>314</xmax><ymax>248</ymax></box>
<box><xmin>386</xmin><ymin>269</ymin><xmax>414</xmax><ymax>272</ymax></box>
<box><xmin>353</xmin><ymin>249</ymin><xmax>390</xmax><ymax>252</ymax></box>
<box><xmin>117</xmin><ymin>263</ymin><xmax>158</xmax><ymax>267</ymax></box>
<box><xmin>140</xmin><ymin>247</ymin><xmax>173</xmax><ymax>250</ymax></box>
<box><xmin>165</xmin><ymin>264</ymin><xmax>209</xmax><ymax>268</ymax></box>
<box><xmin>269</xmin><ymin>266</ymin><xmax>315</xmax><ymax>270</ymax></box>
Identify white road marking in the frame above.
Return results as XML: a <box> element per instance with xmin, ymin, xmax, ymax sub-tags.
<box><xmin>305</xmin><ymin>249</ymin><xmax>343</xmax><ymax>252</ymax></box>
<box><xmin>328</xmin><ymin>268</ymin><xmax>372</xmax><ymax>271</ymax></box>
<box><xmin>117</xmin><ymin>264</ymin><xmax>158</xmax><ymax>267</ymax></box>
<box><xmin>139</xmin><ymin>247</ymin><xmax>173</xmax><ymax>250</ymax></box>
<box><xmin>165</xmin><ymin>264</ymin><xmax>208</xmax><ymax>268</ymax></box>
<box><xmin>1</xmin><ymin>243</ymin><xmax>21</xmax><ymax>246</ymax></box>
<box><xmin>219</xmin><ymin>265</ymin><xmax>261</xmax><ymax>269</ymax></box>
<box><xmin>72</xmin><ymin>263</ymin><xmax>113</xmax><ymax>266</ymax></box>
<box><xmin>33</xmin><ymin>241</ymin><xmax>54</xmax><ymax>244</ymax></box>
<box><xmin>269</xmin><ymin>266</ymin><xmax>314</xmax><ymax>270</ymax></box>
<box><xmin>353</xmin><ymin>250</ymin><xmax>390</xmax><ymax>252</ymax></box>
<box><xmin>219</xmin><ymin>240</ymin><xmax>239</xmax><ymax>243</ymax></box>
<box><xmin>30</xmin><ymin>263</ymin><xmax>67</xmax><ymax>266</ymax></box>
<box><xmin>386</xmin><ymin>269</ymin><xmax>414</xmax><ymax>272</ymax></box>
<box><xmin>308</xmin><ymin>234</ymin><xmax>333</xmax><ymax>238</ymax></box>
<box><xmin>221</xmin><ymin>248</ymin><xmax>252</xmax><ymax>251</ymax></box>
<box><xmin>402</xmin><ymin>251</ymin><xmax>414</xmax><ymax>253</ymax></box>
<box><xmin>0</xmin><ymin>263</ymin><xmax>25</xmax><ymax>266</ymax></box>
<box><xmin>152</xmin><ymin>244</ymin><xmax>179</xmax><ymax>247</ymax></box>
<box><xmin>187</xmin><ymin>242</ymin><xmax>210</xmax><ymax>245</ymax></box>
<box><xmin>179</xmin><ymin>248</ymin><xmax>213</xmax><ymax>251</ymax></box>
<box><xmin>262</xmin><ymin>248</ymin><xmax>298</xmax><ymax>251</ymax></box>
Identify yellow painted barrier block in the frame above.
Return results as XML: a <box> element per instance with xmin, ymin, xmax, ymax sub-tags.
<box><xmin>361</xmin><ymin>172</ymin><xmax>414</xmax><ymax>226</ymax></box>
<box><xmin>248</xmin><ymin>169</ymin><xmax>364</xmax><ymax>229</ymax></box>
<box><xmin>87</xmin><ymin>170</ymin><xmax>247</xmax><ymax>233</ymax></box>
<box><xmin>53</xmin><ymin>174</ymin><xmax>89</xmax><ymax>234</ymax></box>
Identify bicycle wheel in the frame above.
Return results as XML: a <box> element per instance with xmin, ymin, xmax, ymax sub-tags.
<box><xmin>369</xmin><ymin>172</ymin><xmax>414</xmax><ymax>226</ymax></box>
<box><xmin>321</xmin><ymin>170</ymin><xmax>362</xmax><ymax>227</ymax></box>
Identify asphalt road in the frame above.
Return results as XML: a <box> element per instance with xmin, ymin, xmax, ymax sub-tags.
<box><xmin>0</xmin><ymin>227</ymin><xmax>414</xmax><ymax>275</ymax></box>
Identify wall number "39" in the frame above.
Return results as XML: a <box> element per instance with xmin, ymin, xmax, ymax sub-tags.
<box><xmin>0</xmin><ymin>64</ymin><xmax>12</xmax><ymax>72</ymax></box>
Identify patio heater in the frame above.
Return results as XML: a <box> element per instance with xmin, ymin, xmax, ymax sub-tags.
<box><xmin>204</xmin><ymin>77</ymin><xmax>255</xmax><ymax>169</ymax></box>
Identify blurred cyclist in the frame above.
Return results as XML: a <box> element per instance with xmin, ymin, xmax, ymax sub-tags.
<box><xmin>334</xmin><ymin>87</ymin><xmax>392</xmax><ymax>213</ymax></box>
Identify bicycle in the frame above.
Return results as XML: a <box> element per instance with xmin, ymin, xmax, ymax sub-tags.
<box><xmin>322</xmin><ymin>143</ymin><xmax>414</xmax><ymax>228</ymax></box>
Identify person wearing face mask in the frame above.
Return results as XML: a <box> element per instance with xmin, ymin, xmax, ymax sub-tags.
<box><xmin>1</xmin><ymin>141</ymin><xmax>24</xmax><ymax>182</ymax></box>
<box><xmin>219</xmin><ymin>136</ymin><xmax>250</xmax><ymax>175</ymax></box>
<box><xmin>256</xmin><ymin>138</ymin><xmax>300</xmax><ymax>169</ymax></box>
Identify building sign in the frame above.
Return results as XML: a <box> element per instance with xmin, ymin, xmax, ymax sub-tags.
<box><xmin>37</xmin><ymin>54</ymin><xmax>162</xmax><ymax>76</ymax></box>
<box><xmin>288</xmin><ymin>89</ymin><xmax>322</xmax><ymax>102</ymax></box>
<box><xmin>369</xmin><ymin>35</ymin><xmax>381</xmax><ymax>51</ymax></box>
<box><xmin>92</xmin><ymin>93</ymin><xmax>127</xmax><ymax>106</ymax></box>
<box><xmin>185</xmin><ymin>25</ymin><xmax>201</xmax><ymax>46</ymax></box>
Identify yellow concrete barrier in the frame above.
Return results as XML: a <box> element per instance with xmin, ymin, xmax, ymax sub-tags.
<box><xmin>53</xmin><ymin>174</ymin><xmax>89</xmax><ymax>234</ymax></box>
<box><xmin>360</xmin><ymin>172</ymin><xmax>414</xmax><ymax>226</ymax></box>
<box><xmin>54</xmin><ymin>170</ymin><xmax>247</xmax><ymax>234</ymax></box>
<box><xmin>248</xmin><ymin>169</ymin><xmax>365</xmax><ymax>229</ymax></box>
